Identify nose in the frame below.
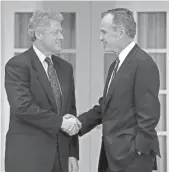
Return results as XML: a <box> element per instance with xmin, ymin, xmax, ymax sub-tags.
<box><xmin>60</xmin><ymin>33</ymin><xmax>64</xmax><ymax>40</ymax></box>
<box><xmin>100</xmin><ymin>33</ymin><xmax>104</xmax><ymax>41</ymax></box>
<box><xmin>58</xmin><ymin>32</ymin><xmax>64</xmax><ymax>40</ymax></box>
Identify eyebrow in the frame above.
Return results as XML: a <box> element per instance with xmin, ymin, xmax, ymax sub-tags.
<box><xmin>51</xmin><ymin>28</ymin><xmax>62</xmax><ymax>32</ymax></box>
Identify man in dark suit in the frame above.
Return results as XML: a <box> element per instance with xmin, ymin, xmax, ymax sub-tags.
<box><xmin>4</xmin><ymin>9</ymin><xmax>81</xmax><ymax>172</ymax></box>
<box><xmin>66</xmin><ymin>8</ymin><xmax>161</xmax><ymax>172</ymax></box>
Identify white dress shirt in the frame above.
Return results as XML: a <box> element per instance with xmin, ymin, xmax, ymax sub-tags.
<box><xmin>107</xmin><ymin>41</ymin><xmax>136</xmax><ymax>95</ymax></box>
<box><xmin>33</xmin><ymin>45</ymin><xmax>52</xmax><ymax>78</ymax></box>
<box><xmin>117</xmin><ymin>41</ymin><xmax>136</xmax><ymax>71</ymax></box>
<box><xmin>33</xmin><ymin>45</ymin><xmax>62</xmax><ymax>95</ymax></box>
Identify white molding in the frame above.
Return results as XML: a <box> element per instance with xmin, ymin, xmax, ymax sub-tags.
<box><xmin>143</xmin><ymin>49</ymin><xmax>167</xmax><ymax>53</ymax></box>
<box><xmin>13</xmin><ymin>11</ymin><xmax>33</xmax><ymax>13</ymax></box>
<box><xmin>104</xmin><ymin>49</ymin><xmax>167</xmax><ymax>54</ymax></box>
<box><xmin>159</xmin><ymin>90</ymin><xmax>167</xmax><ymax>94</ymax></box>
<box><xmin>14</xmin><ymin>48</ymin><xmax>28</xmax><ymax>53</ymax></box>
<box><xmin>166</xmin><ymin>10</ymin><xmax>169</xmax><ymax>172</ymax></box>
<box><xmin>0</xmin><ymin>3</ymin><xmax>2</xmax><ymax>172</ymax></box>
<box><xmin>133</xmin><ymin>11</ymin><xmax>138</xmax><ymax>44</ymax></box>
<box><xmin>14</xmin><ymin>48</ymin><xmax>77</xmax><ymax>54</ymax></box>
<box><xmin>59</xmin><ymin>49</ymin><xmax>76</xmax><ymax>54</ymax></box>
<box><xmin>157</xmin><ymin>131</ymin><xmax>167</xmax><ymax>136</ymax></box>
<box><xmin>104</xmin><ymin>52</ymin><xmax>116</xmax><ymax>54</ymax></box>
<box><xmin>136</xmin><ymin>10</ymin><xmax>168</xmax><ymax>12</ymax></box>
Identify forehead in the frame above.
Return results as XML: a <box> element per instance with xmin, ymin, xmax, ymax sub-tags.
<box><xmin>49</xmin><ymin>20</ymin><xmax>62</xmax><ymax>30</ymax></box>
<box><xmin>100</xmin><ymin>13</ymin><xmax>114</xmax><ymax>31</ymax></box>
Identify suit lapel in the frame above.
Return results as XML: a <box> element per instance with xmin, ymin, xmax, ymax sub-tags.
<box><xmin>29</xmin><ymin>47</ymin><xmax>58</xmax><ymax>112</ymax></box>
<box><xmin>104</xmin><ymin>44</ymin><xmax>138</xmax><ymax>110</ymax></box>
<box><xmin>52</xmin><ymin>55</ymin><xmax>65</xmax><ymax>114</ymax></box>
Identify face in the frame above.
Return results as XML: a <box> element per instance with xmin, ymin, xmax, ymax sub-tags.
<box><xmin>39</xmin><ymin>20</ymin><xmax>64</xmax><ymax>53</ymax></box>
<box><xmin>100</xmin><ymin>14</ymin><xmax>121</xmax><ymax>53</ymax></box>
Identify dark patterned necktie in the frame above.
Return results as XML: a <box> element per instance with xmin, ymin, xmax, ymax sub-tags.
<box><xmin>45</xmin><ymin>57</ymin><xmax>62</xmax><ymax>114</ymax></box>
<box><xmin>106</xmin><ymin>57</ymin><xmax>120</xmax><ymax>96</ymax></box>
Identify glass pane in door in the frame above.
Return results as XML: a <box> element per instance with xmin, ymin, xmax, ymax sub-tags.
<box><xmin>15</xmin><ymin>12</ymin><xmax>33</xmax><ymax>48</ymax></box>
<box><xmin>156</xmin><ymin>95</ymin><xmax>166</xmax><ymax>131</ymax></box>
<box><xmin>56</xmin><ymin>53</ymin><xmax>76</xmax><ymax>78</ymax></box>
<box><xmin>137</xmin><ymin>12</ymin><xmax>166</xmax><ymax>49</ymax></box>
<box><xmin>149</xmin><ymin>53</ymin><xmax>166</xmax><ymax>90</ymax></box>
<box><xmin>61</xmin><ymin>13</ymin><xmax>76</xmax><ymax>49</ymax></box>
<box><xmin>153</xmin><ymin>136</ymin><xmax>167</xmax><ymax>172</ymax></box>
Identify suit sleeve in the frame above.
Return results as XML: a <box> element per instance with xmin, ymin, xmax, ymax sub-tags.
<box><xmin>78</xmin><ymin>98</ymin><xmax>103</xmax><ymax>136</ymax></box>
<box><xmin>77</xmin><ymin>62</ymin><xmax>115</xmax><ymax>136</ymax></box>
<box><xmin>5</xmin><ymin>58</ymin><xmax>63</xmax><ymax>138</ymax></box>
<box><xmin>134</xmin><ymin>58</ymin><xmax>160</xmax><ymax>154</ymax></box>
<box><xmin>68</xmin><ymin>66</ymin><xmax>79</xmax><ymax>160</ymax></box>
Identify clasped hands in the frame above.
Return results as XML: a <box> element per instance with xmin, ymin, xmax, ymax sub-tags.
<box><xmin>61</xmin><ymin>114</ymin><xmax>82</xmax><ymax>136</ymax></box>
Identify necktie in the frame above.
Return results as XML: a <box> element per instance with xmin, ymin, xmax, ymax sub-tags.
<box><xmin>106</xmin><ymin>57</ymin><xmax>120</xmax><ymax>96</ymax></box>
<box><xmin>45</xmin><ymin>57</ymin><xmax>62</xmax><ymax>115</ymax></box>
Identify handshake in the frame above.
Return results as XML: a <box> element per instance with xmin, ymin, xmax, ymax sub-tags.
<box><xmin>60</xmin><ymin>114</ymin><xmax>82</xmax><ymax>136</ymax></box>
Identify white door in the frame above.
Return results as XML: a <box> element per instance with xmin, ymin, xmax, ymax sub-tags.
<box><xmin>90</xmin><ymin>1</ymin><xmax>169</xmax><ymax>172</ymax></box>
<box><xmin>1</xmin><ymin>2</ymin><xmax>91</xmax><ymax>172</ymax></box>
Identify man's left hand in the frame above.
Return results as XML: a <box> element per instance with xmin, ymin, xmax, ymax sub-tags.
<box><xmin>69</xmin><ymin>157</ymin><xmax>79</xmax><ymax>172</ymax></box>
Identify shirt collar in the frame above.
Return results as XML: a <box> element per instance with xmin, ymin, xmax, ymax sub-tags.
<box><xmin>118</xmin><ymin>41</ymin><xmax>136</xmax><ymax>62</ymax></box>
<box><xmin>33</xmin><ymin>45</ymin><xmax>52</xmax><ymax>63</ymax></box>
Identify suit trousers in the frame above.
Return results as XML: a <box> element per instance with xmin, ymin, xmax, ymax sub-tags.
<box><xmin>106</xmin><ymin>153</ymin><xmax>154</xmax><ymax>172</ymax></box>
<box><xmin>51</xmin><ymin>147</ymin><xmax>62</xmax><ymax>172</ymax></box>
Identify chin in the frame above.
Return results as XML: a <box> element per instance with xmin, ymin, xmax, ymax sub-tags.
<box><xmin>104</xmin><ymin>47</ymin><xmax>111</xmax><ymax>52</ymax></box>
<box><xmin>104</xmin><ymin>47</ymin><xmax>116</xmax><ymax>54</ymax></box>
<box><xmin>55</xmin><ymin>47</ymin><xmax>62</xmax><ymax>52</ymax></box>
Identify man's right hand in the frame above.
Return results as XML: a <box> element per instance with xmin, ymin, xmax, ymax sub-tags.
<box><xmin>61</xmin><ymin>115</ymin><xmax>82</xmax><ymax>136</ymax></box>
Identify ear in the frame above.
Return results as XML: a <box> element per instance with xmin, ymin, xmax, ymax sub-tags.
<box><xmin>119</xmin><ymin>26</ymin><xmax>126</xmax><ymax>39</ymax></box>
<box><xmin>35</xmin><ymin>29</ymin><xmax>44</xmax><ymax>40</ymax></box>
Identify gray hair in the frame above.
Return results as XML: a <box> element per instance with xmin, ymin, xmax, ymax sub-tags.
<box><xmin>101</xmin><ymin>8</ymin><xmax>136</xmax><ymax>38</ymax></box>
<box><xmin>28</xmin><ymin>9</ymin><xmax>63</xmax><ymax>42</ymax></box>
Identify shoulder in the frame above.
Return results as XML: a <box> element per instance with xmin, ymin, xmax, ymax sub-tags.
<box><xmin>52</xmin><ymin>55</ymin><xmax>73</xmax><ymax>70</ymax></box>
<box><xmin>5</xmin><ymin>48</ymin><xmax>31</xmax><ymax>68</ymax></box>
<box><xmin>134</xmin><ymin>45</ymin><xmax>158</xmax><ymax>69</ymax></box>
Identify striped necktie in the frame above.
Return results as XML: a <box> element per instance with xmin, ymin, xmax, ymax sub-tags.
<box><xmin>106</xmin><ymin>57</ymin><xmax>120</xmax><ymax>96</ymax></box>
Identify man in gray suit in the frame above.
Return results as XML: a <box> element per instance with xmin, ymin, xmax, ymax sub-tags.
<box><xmin>66</xmin><ymin>8</ymin><xmax>161</xmax><ymax>172</ymax></box>
<box><xmin>5</xmin><ymin>9</ymin><xmax>81</xmax><ymax>172</ymax></box>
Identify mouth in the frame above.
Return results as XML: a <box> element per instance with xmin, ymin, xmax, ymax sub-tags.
<box><xmin>103</xmin><ymin>42</ymin><xmax>107</xmax><ymax>47</ymax></box>
<box><xmin>56</xmin><ymin>42</ymin><xmax>61</xmax><ymax>46</ymax></box>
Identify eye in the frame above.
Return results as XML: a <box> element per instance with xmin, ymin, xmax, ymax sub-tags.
<box><xmin>53</xmin><ymin>31</ymin><xmax>58</xmax><ymax>35</ymax></box>
<box><xmin>51</xmin><ymin>30</ymin><xmax>59</xmax><ymax>36</ymax></box>
<box><xmin>101</xmin><ymin>30</ymin><xmax>107</xmax><ymax>35</ymax></box>
<box><xmin>52</xmin><ymin>29</ymin><xmax>64</xmax><ymax>36</ymax></box>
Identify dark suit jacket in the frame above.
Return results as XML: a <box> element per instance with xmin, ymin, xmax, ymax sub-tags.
<box><xmin>78</xmin><ymin>44</ymin><xmax>160</xmax><ymax>171</ymax></box>
<box><xmin>4</xmin><ymin>46</ymin><xmax>79</xmax><ymax>172</ymax></box>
